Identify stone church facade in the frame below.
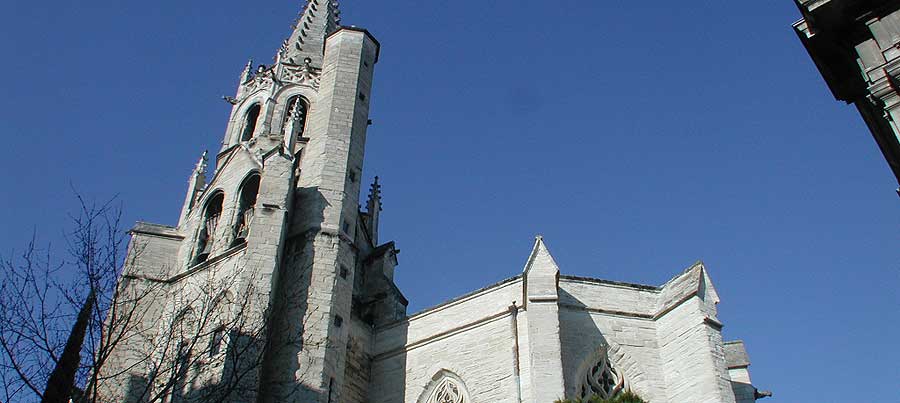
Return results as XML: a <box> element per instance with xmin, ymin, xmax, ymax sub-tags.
<box><xmin>97</xmin><ymin>2</ymin><xmax>765</xmax><ymax>402</ymax></box>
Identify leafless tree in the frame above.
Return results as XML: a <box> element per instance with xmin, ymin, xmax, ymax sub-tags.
<box><xmin>0</xmin><ymin>196</ymin><xmax>323</xmax><ymax>403</ymax></box>
<box><xmin>85</xmin><ymin>252</ymin><xmax>325</xmax><ymax>403</ymax></box>
<box><xmin>0</xmin><ymin>195</ymin><xmax>125</xmax><ymax>403</ymax></box>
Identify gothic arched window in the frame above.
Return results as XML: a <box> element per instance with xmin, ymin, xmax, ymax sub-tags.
<box><xmin>240</xmin><ymin>104</ymin><xmax>261</xmax><ymax>142</ymax></box>
<box><xmin>231</xmin><ymin>174</ymin><xmax>260</xmax><ymax>246</ymax></box>
<box><xmin>282</xmin><ymin>96</ymin><xmax>308</xmax><ymax>139</ymax></box>
<box><xmin>418</xmin><ymin>372</ymin><xmax>469</xmax><ymax>403</ymax></box>
<box><xmin>194</xmin><ymin>192</ymin><xmax>224</xmax><ymax>264</ymax></box>
<box><xmin>426</xmin><ymin>378</ymin><xmax>465</xmax><ymax>403</ymax></box>
<box><xmin>579</xmin><ymin>352</ymin><xmax>625</xmax><ymax>400</ymax></box>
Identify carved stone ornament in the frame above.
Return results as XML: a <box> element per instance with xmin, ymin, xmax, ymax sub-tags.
<box><xmin>579</xmin><ymin>353</ymin><xmax>625</xmax><ymax>400</ymax></box>
<box><xmin>280</xmin><ymin>60</ymin><xmax>321</xmax><ymax>89</ymax></box>
<box><xmin>244</xmin><ymin>69</ymin><xmax>275</xmax><ymax>94</ymax></box>
<box><xmin>426</xmin><ymin>378</ymin><xmax>465</xmax><ymax>403</ymax></box>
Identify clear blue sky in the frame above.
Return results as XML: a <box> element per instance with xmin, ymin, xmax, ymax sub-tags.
<box><xmin>1</xmin><ymin>1</ymin><xmax>898</xmax><ymax>401</ymax></box>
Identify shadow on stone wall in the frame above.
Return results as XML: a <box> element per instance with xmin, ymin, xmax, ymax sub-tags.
<box><xmin>256</xmin><ymin>185</ymin><xmax>328</xmax><ymax>403</ymax></box>
<box><xmin>374</xmin><ymin>319</ymin><xmax>408</xmax><ymax>403</ymax></box>
<box><xmin>120</xmin><ymin>330</ymin><xmax>268</xmax><ymax>403</ymax></box>
<box><xmin>557</xmin><ymin>288</ymin><xmax>610</xmax><ymax>399</ymax></box>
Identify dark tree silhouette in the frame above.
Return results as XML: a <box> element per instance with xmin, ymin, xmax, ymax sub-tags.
<box><xmin>0</xmin><ymin>195</ymin><xmax>125</xmax><ymax>403</ymax></box>
<box><xmin>41</xmin><ymin>290</ymin><xmax>94</xmax><ymax>403</ymax></box>
<box><xmin>0</xmin><ymin>195</ymin><xmax>323</xmax><ymax>403</ymax></box>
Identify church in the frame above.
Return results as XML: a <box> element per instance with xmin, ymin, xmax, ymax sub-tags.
<box><xmin>96</xmin><ymin>1</ymin><xmax>766</xmax><ymax>402</ymax></box>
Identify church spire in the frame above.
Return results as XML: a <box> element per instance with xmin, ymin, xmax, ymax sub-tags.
<box><xmin>278</xmin><ymin>0</ymin><xmax>341</xmax><ymax>67</ymax></box>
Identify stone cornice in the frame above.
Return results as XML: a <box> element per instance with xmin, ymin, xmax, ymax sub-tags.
<box><xmin>372</xmin><ymin>307</ymin><xmax>513</xmax><ymax>362</ymax></box>
<box><xmin>378</xmin><ymin>276</ymin><xmax>523</xmax><ymax>331</ymax></box>
<box><xmin>130</xmin><ymin>222</ymin><xmax>183</xmax><ymax>240</ymax></box>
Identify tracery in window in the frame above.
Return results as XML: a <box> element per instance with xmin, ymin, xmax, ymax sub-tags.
<box><xmin>209</xmin><ymin>326</ymin><xmax>226</xmax><ymax>357</ymax></box>
<box><xmin>426</xmin><ymin>377</ymin><xmax>465</xmax><ymax>403</ymax></box>
<box><xmin>282</xmin><ymin>96</ymin><xmax>308</xmax><ymax>139</ymax></box>
<box><xmin>579</xmin><ymin>352</ymin><xmax>625</xmax><ymax>400</ymax></box>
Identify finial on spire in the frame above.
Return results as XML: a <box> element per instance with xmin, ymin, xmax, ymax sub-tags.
<box><xmin>367</xmin><ymin>176</ymin><xmax>383</xmax><ymax>213</ymax></box>
<box><xmin>241</xmin><ymin>58</ymin><xmax>254</xmax><ymax>83</ymax></box>
<box><xmin>179</xmin><ymin>150</ymin><xmax>209</xmax><ymax>226</ymax></box>
<box><xmin>290</xmin><ymin>98</ymin><xmax>305</xmax><ymax>122</ymax></box>
<box><xmin>365</xmin><ymin>176</ymin><xmax>383</xmax><ymax>245</ymax></box>
<box><xmin>195</xmin><ymin>150</ymin><xmax>209</xmax><ymax>175</ymax></box>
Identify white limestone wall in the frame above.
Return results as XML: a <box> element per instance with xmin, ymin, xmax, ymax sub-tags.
<box><xmin>368</xmin><ymin>270</ymin><xmax>750</xmax><ymax>403</ymax></box>
<box><xmin>656</xmin><ymin>298</ymin><xmax>735</xmax><ymax>403</ymax></box>
<box><xmin>728</xmin><ymin>367</ymin><xmax>755</xmax><ymax>403</ymax></box>
<box><xmin>558</xmin><ymin>279</ymin><xmax>667</xmax><ymax>402</ymax></box>
<box><xmin>559</xmin><ymin>278</ymin><xmax>657</xmax><ymax>316</ymax></box>
<box><xmin>175</xmin><ymin>148</ymin><xmax>264</xmax><ymax>272</ymax></box>
<box><xmin>126</xmin><ymin>227</ymin><xmax>181</xmax><ymax>279</ymax></box>
<box><xmin>371</xmin><ymin>279</ymin><xmax>523</xmax><ymax>403</ymax></box>
<box><xmin>343</xmin><ymin>317</ymin><xmax>374</xmax><ymax>403</ymax></box>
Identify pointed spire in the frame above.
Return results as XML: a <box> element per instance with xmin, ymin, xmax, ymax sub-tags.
<box><xmin>523</xmin><ymin>235</ymin><xmax>560</xmax><ymax>304</ymax></box>
<box><xmin>195</xmin><ymin>150</ymin><xmax>209</xmax><ymax>176</ymax></box>
<box><xmin>523</xmin><ymin>235</ymin><xmax>560</xmax><ymax>276</ymax></box>
<box><xmin>283</xmin><ymin>100</ymin><xmax>308</xmax><ymax>149</ymax></box>
<box><xmin>280</xmin><ymin>0</ymin><xmax>341</xmax><ymax>67</ymax></box>
<box><xmin>241</xmin><ymin>58</ymin><xmax>254</xmax><ymax>83</ymax></box>
<box><xmin>366</xmin><ymin>176</ymin><xmax>382</xmax><ymax>213</ymax></box>
<box><xmin>365</xmin><ymin>176</ymin><xmax>382</xmax><ymax>245</ymax></box>
<box><xmin>178</xmin><ymin>151</ymin><xmax>209</xmax><ymax>227</ymax></box>
<box><xmin>290</xmin><ymin>98</ymin><xmax>305</xmax><ymax>122</ymax></box>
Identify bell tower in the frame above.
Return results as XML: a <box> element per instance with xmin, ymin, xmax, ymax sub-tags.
<box><xmin>251</xmin><ymin>0</ymin><xmax>385</xmax><ymax>401</ymax></box>
<box><xmin>101</xmin><ymin>2</ymin><xmax>404</xmax><ymax>403</ymax></box>
<box><xmin>213</xmin><ymin>1</ymin><xmax>386</xmax><ymax>401</ymax></box>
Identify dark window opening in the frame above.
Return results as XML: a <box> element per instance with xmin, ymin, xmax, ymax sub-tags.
<box><xmin>339</xmin><ymin>265</ymin><xmax>349</xmax><ymax>279</ymax></box>
<box><xmin>232</xmin><ymin>175</ymin><xmax>261</xmax><ymax>246</ymax></box>
<box><xmin>241</xmin><ymin>104</ymin><xmax>261</xmax><ymax>142</ymax></box>
<box><xmin>209</xmin><ymin>327</ymin><xmax>226</xmax><ymax>357</ymax></box>
<box><xmin>194</xmin><ymin>193</ymin><xmax>224</xmax><ymax>264</ymax></box>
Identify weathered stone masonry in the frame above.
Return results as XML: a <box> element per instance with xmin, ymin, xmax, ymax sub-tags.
<box><xmin>98</xmin><ymin>2</ymin><xmax>766</xmax><ymax>402</ymax></box>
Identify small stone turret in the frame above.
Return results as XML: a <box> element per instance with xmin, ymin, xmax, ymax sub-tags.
<box><xmin>178</xmin><ymin>150</ymin><xmax>207</xmax><ymax>226</ymax></box>
<box><xmin>241</xmin><ymin>58</ymin><xmax>253</xmax><ymax>83</ymax></box>
<box><xmin>365</xmin><ymin>176</ymin><xmax>382</xmax><ymax>245</ymax></box>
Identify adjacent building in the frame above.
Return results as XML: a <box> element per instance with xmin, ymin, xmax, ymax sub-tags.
<box><xmin>794</xmin><ymin>0</ymin><xmax>900</xmax><ymax>196</ymax></box>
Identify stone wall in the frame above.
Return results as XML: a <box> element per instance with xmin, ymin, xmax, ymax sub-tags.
<box><xmin>342</xmin><ymin>317</ymin><xmax>374</xmax><ymax>403</ymax></box>
<box><xmin>558</xmin><ymin>278</ymin><xmax>666</xmax><ymax>402</ymax></box>
<box><xmin>371</xmin><ymin>278</ymin><xmax>523</xmax><ymax>403</ymax></box>
<box><xmin>367</xmin><ymin>261</ymin><xmax>752</xmax><ymax>403</ymax></box>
